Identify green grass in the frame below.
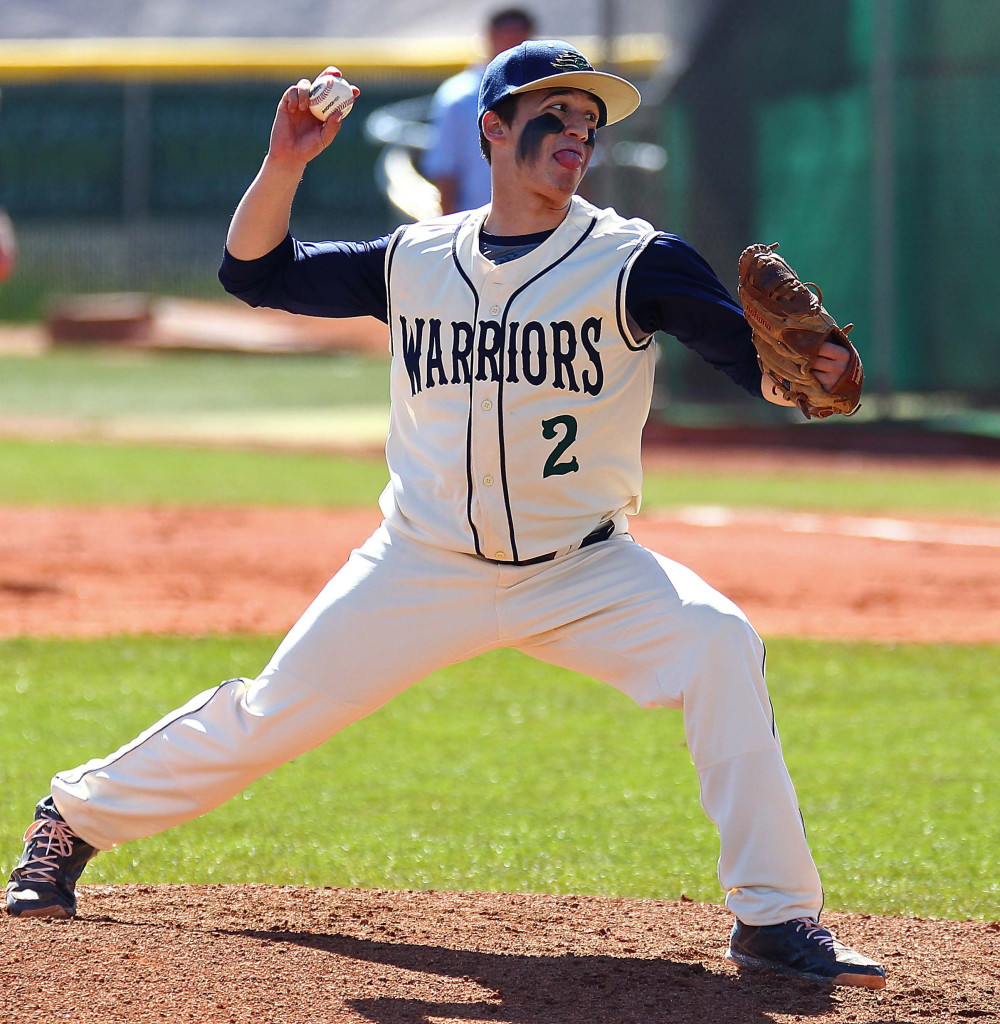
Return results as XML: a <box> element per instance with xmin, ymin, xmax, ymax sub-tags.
<box><xmin>640</xmin><ymin>469</ymin><xmax>1000</xmax><ymax>518</ymax></box>
<box><xmin>1</xmin><ymin>636</ymin><xmax>997</xmax><ymax>920</ymax></box>
<box><xmin>0</xmin><ymin>440</ymin><xmax>390</xmax><ymax>506</ymax></box>
<box><xmin>0</xmin><ymin>349</ymin><xmax>389</xmax><ymax>415</ymax></box>
<box><xmin>1</xmin><ymin>438</ymin><xmax>999</xmax><ymax>517</ymax></box>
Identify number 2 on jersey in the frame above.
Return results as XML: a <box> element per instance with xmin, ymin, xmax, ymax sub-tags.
<box><xmin>541</xmin><ymin>415</ymin><xmax>580</xmax><ymax>477</ymax></box>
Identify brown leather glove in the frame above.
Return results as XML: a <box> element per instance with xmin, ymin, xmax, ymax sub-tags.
<box><xmin>738</xmin><ymin>243</ymin><xmax>863</xmax><ymax>419</ymax></box>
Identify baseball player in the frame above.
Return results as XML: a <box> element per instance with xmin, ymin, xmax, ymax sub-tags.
<box><xmin>6</xmin><ymin>41</ymin><xmax>884</xmax><ymax>989</ymax></box>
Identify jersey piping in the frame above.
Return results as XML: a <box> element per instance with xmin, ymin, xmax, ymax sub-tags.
<box><xmin>618</xmin><ymin>230</ymin><xmax>661</xmax><ymax>351</ymax></box>
<box><xmin>384</xmin><ymin>230</ymin><xmax>406</xmax><ymax>358</ymax></box>
<box><xmin>450</xmin><ymin>216</ymin><xmax>485</xmax><ymax>556</ymax></box>
<box><xmin>490</xmin><ymin>215</ymin><xmax>598</xmax><ymax>562</ymax></box>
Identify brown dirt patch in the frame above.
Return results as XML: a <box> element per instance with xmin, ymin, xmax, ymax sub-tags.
<box><xmin>2</xmin><ymin>502</ymin><xmax>998</xmax><ymax>642</ymax></box>
<box><xmin>0</xmin><ymin>506</ymin><xmax>382</xmax><ymax>639</ymax></box>
<box><xmin>2</xmin><ymin>886</ymin><xmax>997</xmax><ymax>1023</ymax></box>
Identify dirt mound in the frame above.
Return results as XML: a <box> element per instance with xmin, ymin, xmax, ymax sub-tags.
<box><xmin>2</xmin><ymin>886</ymin><xmax>995</xmax><ymax>1023</ymax></box>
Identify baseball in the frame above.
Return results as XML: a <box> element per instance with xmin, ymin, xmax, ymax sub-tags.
<box><xmin>308</xmin><ymin>73</ymin><xmax>356</xmax><ymax>122</ymax></box>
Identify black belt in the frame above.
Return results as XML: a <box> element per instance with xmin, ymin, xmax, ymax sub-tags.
<box><xmin>483</xmin><ymin>519</ymin><xmax>616</xmax><ymax>567</ymax></box>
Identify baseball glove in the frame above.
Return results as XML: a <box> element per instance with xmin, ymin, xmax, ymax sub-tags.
<box><xmin>738</xmin><ymin>242</ymin><xmax>863</xmax><ymax>419</ymax></box>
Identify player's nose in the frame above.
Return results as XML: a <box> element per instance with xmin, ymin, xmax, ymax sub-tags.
<box><xmin>562</xmin><ymin>114</ymin><xmax>591</xmax><ymax>139</ymax></box>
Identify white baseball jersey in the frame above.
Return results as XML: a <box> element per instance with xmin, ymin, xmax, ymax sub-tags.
<box><xmin>381</xmin><ymin>195</ymin><xmax>658</xmax><ymax>563</ymax></box>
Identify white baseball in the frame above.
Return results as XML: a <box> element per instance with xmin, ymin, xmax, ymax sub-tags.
<box><xmin>308</xmin><ymin>73</ymin><xmax>356</xmax><ymax>122</ymax></box>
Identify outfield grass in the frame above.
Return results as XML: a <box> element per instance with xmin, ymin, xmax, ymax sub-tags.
<box><xmin>1</xmin><ymin>636</ymin><xmax>996</xmax><ymax>921</ymax></box>
<box><xmin>2</xmin><ymin>438</ymin><xmax>999</xmax><ymax>516</ymax></box>
<box><xmin>0</xmin><ymin>350</ymin><xmax>389</xmax><ymax>415</ymax></box>
<box><xmin>0</xmin><ymin>440</ymin><xmax>391</xmax><ymax>506</ymax></box>
<box><xmin>641</xmin><ymin>467</ymin><xmax>1000</xmax><ymax>518</ymax></box>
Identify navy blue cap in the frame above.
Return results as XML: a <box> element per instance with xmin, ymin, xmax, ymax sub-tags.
<box><xmin>478</xmin><ymin>39</ymin><xmax>641</xmax><ymax>130</ymax></box>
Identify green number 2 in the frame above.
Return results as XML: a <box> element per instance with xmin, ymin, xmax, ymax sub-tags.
<box><xmin>541</xmin><ymin>414</ymin><xmax>580</xmax><ymax>478</ymax></box>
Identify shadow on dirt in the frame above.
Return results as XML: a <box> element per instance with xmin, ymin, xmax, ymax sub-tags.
<box><xmin>241</xmin><ymin>928</ymin><xmax>837</xmax><ymax>1024</ymax></box>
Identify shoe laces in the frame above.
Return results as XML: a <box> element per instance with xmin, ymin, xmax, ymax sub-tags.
<box><xmin>793</xmin><ymin>917</ymin><xmax>845</xmax><ymax>952</ymax></box>
<box><xmin>17</xmin><ymin>817</ymin><xmax>78</xmax><ymax>883</ymax></box>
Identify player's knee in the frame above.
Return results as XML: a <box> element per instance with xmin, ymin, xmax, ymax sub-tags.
<box><xmin>685</xmin><ymin>596</ymin><xmax>759</xmax><ymax>648</ymax></box>
<box><xmin>683</xmin><ymin>601</ymin><xmax>767</xmax><ymax>687</ymax></box>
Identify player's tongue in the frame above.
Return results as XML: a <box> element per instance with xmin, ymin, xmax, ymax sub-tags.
<box><xmin>554</xmin><ymin>149</ymin><xmax>583</xmax><ymax>169</ymax></box>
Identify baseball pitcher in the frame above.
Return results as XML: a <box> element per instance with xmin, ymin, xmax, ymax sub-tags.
<box><xmin>6</xmin><ymin>40</ymin><xmax>882</xmax><ymax>989</ymax></box>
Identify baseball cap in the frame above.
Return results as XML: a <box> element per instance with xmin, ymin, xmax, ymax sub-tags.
<box><xmin>478</xmin><ymin>39</ymin><xmax>641</xmax><ymax>130</ymax></box>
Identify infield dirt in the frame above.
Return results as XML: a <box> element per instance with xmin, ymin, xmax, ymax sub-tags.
<box><xmin>1</xmin><ymin>497</ymin><xmax>998</xmax><ymax>643</ymax></box>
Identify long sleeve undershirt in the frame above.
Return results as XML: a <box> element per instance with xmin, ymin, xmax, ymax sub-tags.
<box><xmin>219</xmin><ymin>229</ymin><xmax>762</xmax><ymax>397</ymax></box>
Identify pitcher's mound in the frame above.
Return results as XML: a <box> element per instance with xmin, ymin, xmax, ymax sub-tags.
<box><xmin>2</xmin><ymin>885</ymin><xmax>996</xmax><ymax>1022</ymax></box>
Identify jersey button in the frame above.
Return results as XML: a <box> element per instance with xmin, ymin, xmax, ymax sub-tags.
<box><xmin>489</xmin><ymin>304</ymin><xmax>500</xmax><ymax>316</ymax></box>
<box><xmin>481</xmin><ymin>400</ymin><xmax>493</xmax><ymax>411</ymax></box>
<box><xmin>483</xmin><ymin>475</ymin><xmax>494</xmax><ymax>486</ymax></box>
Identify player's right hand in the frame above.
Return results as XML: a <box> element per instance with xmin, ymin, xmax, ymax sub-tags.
<box><xmin>811</xmin><ymin>339</ymin><xmax>851</xmax><ymax>392</ymax></box>
<box><xmin>267</xmin><ymin>69</ymin><xmax>359</xmax><ymax>167</ymax></box>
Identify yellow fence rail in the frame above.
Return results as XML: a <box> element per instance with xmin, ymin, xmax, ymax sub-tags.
<box><xmin>0</xmin><ymin>35</ymin><xmax>667</xmax><ymax>83</ymax></box>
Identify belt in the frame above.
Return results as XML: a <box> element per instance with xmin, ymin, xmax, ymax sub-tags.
<box><xmin>483</xmin><ymin>519</ymin><xmax>617</xmax><ymax>567</ymax></box>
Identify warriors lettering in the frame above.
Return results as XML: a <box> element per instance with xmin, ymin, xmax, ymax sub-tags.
<box><xmin>399</xmin><ymin>316</ymin><xmax>604</xmax><ymax>397</ymax></box>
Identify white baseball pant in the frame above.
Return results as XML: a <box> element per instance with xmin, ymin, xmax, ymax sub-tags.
<box><xmin>51</xmin><ymin>521</ymin><xmax>823</xmax><ymax>925</ymax></box>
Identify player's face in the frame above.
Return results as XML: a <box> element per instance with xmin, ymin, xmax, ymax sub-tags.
<box><xmin>504</xmin><ymin>88</ymin><xmax>600</xmax><ymax>199</ymax></box>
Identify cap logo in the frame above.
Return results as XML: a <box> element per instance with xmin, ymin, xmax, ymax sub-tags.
<box><xmin>550</xmin><ymin>50</ymin><xmax>591</xmax><ymax>71</ymax></box>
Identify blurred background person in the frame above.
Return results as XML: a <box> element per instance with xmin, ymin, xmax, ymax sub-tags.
<box><xmin>0</xmin><ymin>88</ymin><xmax>15</xmax><ymax>283</ymax></box>
<box><xmin>0</xmin><ymin>208</ymin><xmax>15</xmax><ymax>283</ymax></box>
<box><xmin>422</xmin><ymin>6</ymin><xmax>536</xmax><ymax>214</ymax></box>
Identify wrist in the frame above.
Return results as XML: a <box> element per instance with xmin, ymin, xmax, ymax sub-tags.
<box><xmin>261</xmin><ymin>151</ymin><xmax>309</xmax><ymax>179</ymax></box>
<box><xmin>761</xmin><ymin>372</ymin><xmax>795</xmax><ymax>406</ymax></box>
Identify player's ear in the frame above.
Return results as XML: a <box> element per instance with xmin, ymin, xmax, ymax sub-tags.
<box><xmin>481</xmin><ymin>111</ymin><xmax>506</xmax><ymax>144</ymax></box>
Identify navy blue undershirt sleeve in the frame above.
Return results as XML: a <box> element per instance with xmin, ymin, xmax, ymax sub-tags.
<box><xmin>219</xmin><ymin>234</ymin><xmax>391</xmax><ymax>323</ymax></box>
<box><xmin>626</xmin><ymin>233</ymin><xmax>761</xmax><ymax>398</ymax></box>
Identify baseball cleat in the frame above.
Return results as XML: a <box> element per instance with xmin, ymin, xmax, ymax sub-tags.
<box><xmin>726</xmin><ymin>917</ymin><xmax>886</xmax><ymax>989</ymax></box>
<box><xmin>6</xmin><ymin>796</ymin><xmax>98</xmax><ymax>919</ymax></box>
